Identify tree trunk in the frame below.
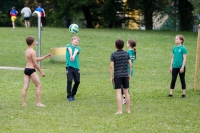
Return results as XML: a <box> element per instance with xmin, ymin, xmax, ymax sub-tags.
<box><xmin>143</xmin><ymin>9</ymin><xmax>153</xmax><ymax>30</ymax></box>
<box><xmin>178</xmin><ymin>0</ymin><xmax>194</xmax><ymax>31</ymax></box>
<box><xmin>143</xmin><ymin>0</ymin><xmax>153</xmax><ymax>30</ymax></box>
<box><xmin>82</xmin><ymin>6</ymin><xmax>94</xmax><ymax>28</ymax></box>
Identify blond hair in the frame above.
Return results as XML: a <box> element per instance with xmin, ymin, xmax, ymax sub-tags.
<box><xmin>71</xmin><ymin>36</ymin><xmax>80</xmax><ymax>41</ymax></box>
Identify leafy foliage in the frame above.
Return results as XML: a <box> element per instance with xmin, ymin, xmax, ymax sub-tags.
<box><xmin>0</xmin><ymin>0</ymin><xmax>196</xmax><ymax>31</ymax></box>
<box><xmin>0</xmin><ymin>0</ymin><xmax>23</xmax><ymax>26</ymax></box>
<box><xmin>127</xmin><ymin>0</ymin><xmax>169</xmax><ymax>30</ymax></box>
<box><xmin>178</xmin><ymin>0</ymin><xmax>194</xmax><ymax>31</ymax></box>
<box><xmin>188</xmin><ymin>0</ymin><xmax>200</xmax><ymax>15</ymax></box>
<box><xmin>188</xmin><ymin>0</ymin><xmax>200</xmax><ymax>24</ymax></box>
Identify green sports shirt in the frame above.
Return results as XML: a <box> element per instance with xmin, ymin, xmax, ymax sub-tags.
<box><xmin>127</xmin><ymin>49</ymin><xmax>135</xmax><ymax>76</ymax></box>
<box><xmin>172</xmin><ymin>45</ymin><xmax>187</xmax><ymax>68</ymax></box>
<box><xmin>66</xmin><ymin>44</ymin><xmax>81</xmax><ymax>69</ymax></box>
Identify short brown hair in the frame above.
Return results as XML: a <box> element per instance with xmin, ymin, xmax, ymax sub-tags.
<box><xmin>26</xmin><ymin>36</ymin><xmax>35</xmax><ymax>46</ymax></box>
<box><xmin>115</xmin><ymin>39</ymin><xmax>124</xmax><ymax>49</ymax></box>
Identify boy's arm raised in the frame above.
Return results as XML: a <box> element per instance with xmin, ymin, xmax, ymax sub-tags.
<box><xmin>37</xmin><ymin>53</ymin><xmax>52</xmax><ymax>61</ymax></box>
<box><xmin>32</xmin><ymin>51</ymin><xmax>45</xmax><ymax>77</ymax></box>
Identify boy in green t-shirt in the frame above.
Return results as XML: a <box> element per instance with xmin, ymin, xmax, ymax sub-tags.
<box><xmin>169</xmin><ymin>35</ymin><xmax>187</xmax><ymax>98</ymax></box>
<box><xmin>66</xmin><ymin>36</ymin><xmax>81</xmax><ymax>101</ymax></box>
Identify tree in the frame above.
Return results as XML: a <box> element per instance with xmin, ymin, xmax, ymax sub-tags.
<box><xmin>0</xmin><ymin>0</ymin><xmax>23</xmax><ymax>26</ymax></box>
<box><xmin>168</xmin><ymin>0</ymin><xmax>193</xmax><ymax>31</ymax></box>
<box><xmin>188</xmin><ymin>0</ymin><xmax>200</xmax><ymax>25</ymax></box>
<box><xmin>18</xmin><ymin>0</ymin><xmax>54</xmax><ymax>26</ymax></box>
<box><xmin>127</xmin><ymin>0</ymin><xmax>169</xmax><ymax>30</ymax></box>
<box><xmin>48</xmin><ymin>0</ymin><xmax>101</xmax><ymax>28</ymax></box>
<box><xmin>97</xmin><ymin>0</ymin><xmax>122</xmax><ymax>28</ymax></box>
<box><xmin>178</xmin><ymin>0</ymin><xmax>194</xmax><ymax>31</ymax></box>
<box><xmin>188</xmin><ymin>0</ymin><xmax>200</xmax><ymax>15</ymax></box>
<box><xmin>48</xmin><ymin>0</ymin><xmax>126</xmax><ymax>28</ymax></box>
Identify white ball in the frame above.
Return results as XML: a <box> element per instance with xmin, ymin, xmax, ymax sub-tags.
<box><xmin>69</xmin><ymin>24</ymin><xmax>79</xmax><ymax>33</ymax></box>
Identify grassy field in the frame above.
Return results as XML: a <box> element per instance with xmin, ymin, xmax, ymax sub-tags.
<box><xmin>0</xmin><ymin>27</ymin><xmax>200</xmax><ymax>133</ymax></box>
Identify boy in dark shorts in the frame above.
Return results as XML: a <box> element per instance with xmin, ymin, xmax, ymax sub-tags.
<box><xmin>21</xmin><ymin>4</ymin><xmax>32</xmax><ymax>28</ymax></box>
<box><xmin>22</xmin><ymin>36</ymin><xmax>51</xmax><ymax>107</ymax></box>
<box><xmin>110</xmin><ymin>39</ymin><xmax>132</xmax><ymax>114</ymax></box>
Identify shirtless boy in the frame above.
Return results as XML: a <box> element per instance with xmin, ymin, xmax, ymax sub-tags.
<box><xmin>22</xmin><ymin>36</ymin><xmax>51</xmax><ymax>107</ymax></box>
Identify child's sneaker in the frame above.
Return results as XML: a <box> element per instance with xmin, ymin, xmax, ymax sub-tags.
<box><xmin>67</xmin><ymin>97</ymin><xmax>72</xmax><ymax>101</ymax></box>
<box><xmin>168</xmin><ymin>94</ymin><xmax>173</xmax><ymax>97</ymax></box>
<box><xmin>122</xmin><ymin>98</ymin><xmax>126</xmax><ymax>104</ymax></box>
<box><xmin>71</xmin><ymin>96</ymin><xmax>75</xmax><ymax>100</ymax></box>
<box><xmin>68</xmin><ymin>96</ymin><xmax>74</xmax><ymax>101</ymax></box>
<box><xmin>181</xmin><ymin>94</ymin><xmax>186</xmax><ymax>98</ymax></box>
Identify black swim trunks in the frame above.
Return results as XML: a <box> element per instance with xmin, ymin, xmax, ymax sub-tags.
<box><xmin>24</xmin><ymin>68</ymin><xmax>36</xmax><ymax>76</ymax></box>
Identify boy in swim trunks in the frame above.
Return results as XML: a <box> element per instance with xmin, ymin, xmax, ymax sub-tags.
<box><xmin>22</xmin><ymin>36</ymin><xmax>52</xmax><ymax>107</ymax></box>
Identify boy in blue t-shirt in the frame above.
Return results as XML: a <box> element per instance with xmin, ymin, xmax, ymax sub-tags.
<box><xmin>35</xmin><ymin>3</ymin><xmax>46</xmax><ymax>28</ymax></box>
<box><xmin>66</xmin><ymin>36</ymin><xmax>81</xmax><ymax>101</ymax></box>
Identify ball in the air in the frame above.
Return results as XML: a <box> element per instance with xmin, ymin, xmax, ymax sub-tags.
<box><xmin>69</xmin><ymin>24</ymin><xmax>79</xmax><ymax>33</ymax></box>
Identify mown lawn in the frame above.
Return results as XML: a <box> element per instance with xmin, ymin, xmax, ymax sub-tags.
<box><xmin>0</xmin><ymin>27</ymin><xmax>200</xmax><ymax>133</ymax></box>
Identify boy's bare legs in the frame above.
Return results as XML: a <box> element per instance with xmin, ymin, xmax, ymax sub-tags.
<box><xmin>27</xmin><ymin>21</ymin><xmax>30</xmax><ymax>27</ymax></box>
<box><xmin>12</xmin><ymin>21</ymin><xmax>15</xmax><ymax>28</ymax></box>
<box><xmin>115</xmin><ymin>89</ymin><xmax>122</xmax><ymax>114</ymax></box>
<box><xmin>22</xmin><ymin>75</ymin><xmax>30</xmax><ymax>106</ymax></box>
<box><xmin>25</xmin><ymin>20</ymin><xmax>30</xmax><ymax>28</ymax></box>
<box><xmin>31</xmin><ymin>72</ymin><xmax>45</xmax><ymax>107</ymax></box>
<box><xmin>25</xmin><ymin>20</ymin><xmax>28</xmax><ymax>28</ymax></box>
<box><xmin>124</xmin><ymin>88</ymin><xmax>130</xmax><ymax>113</ymax></box>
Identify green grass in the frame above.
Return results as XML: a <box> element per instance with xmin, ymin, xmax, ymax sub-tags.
<box><xmin>0</xmin><ymin>27</ymin><xmax>200</xmax><ymax>133</ymax></box>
